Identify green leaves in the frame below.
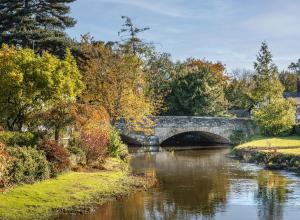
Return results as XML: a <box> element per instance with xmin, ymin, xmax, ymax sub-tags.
<box><xmin>165</xmin><ymin>59</ymin><xmax>228</xmax><ymax>116</ymax></box>
<box><xmin>0</xmin><ymin>45</ymin><xmax>83</xmax><ymax>130</ymax></box>
<box><xmin>0</xmin><ymin>0</ymin><xmax>76</xmax><ymax>57</ymax></box>
<box><xmin>253</xmin><ymin>98</ymin><xmax>296</xmax><ymax>136</ymax></box>
<box><xmin>251</xmin><ymin>42</ymin><xmax>284</xmax><ymax>106</ymax></box>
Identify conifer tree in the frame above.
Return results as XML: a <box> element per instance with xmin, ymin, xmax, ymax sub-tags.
<box><xmin>251</xmin><ymin>42</ymin><xmax>284</xmax><ymax>106</ymax></box>
<box><xmin>0</xmin><ymin>0</ymin><xmax>76</xmax><ymax>57</ymax></box>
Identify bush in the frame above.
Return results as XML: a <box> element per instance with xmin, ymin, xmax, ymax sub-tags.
<box><xmin>229</xmin><ymin>130</ymin><xmax>247</xmax><ymax>145</ymax></box>
<box><xmin>0</xmin><ymin>142</ymin><xmax>10</xmax><ymax>188</ymax></box>
<box><xmin>108</xmin><ymin>128</ymin><xmax>128</xmax><ymax>159</ymax></box>
<box><xmin>78</xmin><ymin>130</ymin><xmax>108</xmax><ymax>166</ymax></box>
<box><xmin>71</xmin><ymin>104</ymin><xmax>111</xmax><ymax>166</ymax></box>
<box><xmin>0</xmin><ymin>131</ymin><xmax>37</xmax><ymax>146</ymax></box>
<box><xmin>253</xmin><ymin>98</ymin><xmax>296</xmax><ymax>136</ymax></box>
<box><xmin>38</xmin><ymin>139</ymin><xmax>70</xmax><ymax>176</ymax></box>
<box><xmin>7</xmin><ymin>147</ymin><xmax>50</xmax><ymax>185</ymax></box>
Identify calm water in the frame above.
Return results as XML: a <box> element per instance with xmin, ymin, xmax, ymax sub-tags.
<box><xmin>62</xmin><ymin>146</ymin><xmax>300</xmax><ymax>220</ymax></box>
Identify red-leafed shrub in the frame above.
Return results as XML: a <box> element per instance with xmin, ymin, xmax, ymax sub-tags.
<box><xmin>38</xmin><ymin>139</ymin><xmax>70</xmax><ymax>176</ymax></box>
<box><xmin>78</xmin><ymin>130</ymin><xmax>108</xmax><ymax>166</ymax></box>
<box><xmin>71</xmin><ymin>104</ymin><xmax>111</xmax><ymax>166</ymax></box>
<box><xmin>0</xmin><ymin>142</ymin><xmax>9</xmax><ymax>188</ymax></box>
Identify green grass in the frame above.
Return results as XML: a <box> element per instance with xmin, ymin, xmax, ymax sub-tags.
<box><xmin>0</xmin><ymin>159</ymin><xmax>148</xmax><ymax>220</ymax></box>
<box><xmin>237</xmin><ymin>136</ymin><xmax>300</xmax><ymax>149</ymax></box>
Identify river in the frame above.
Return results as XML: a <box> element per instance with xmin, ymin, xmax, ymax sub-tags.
<box><xmin>62</xmin><ymin>146</ymin><xmax>300</xmax><ymax>220</ymax></box>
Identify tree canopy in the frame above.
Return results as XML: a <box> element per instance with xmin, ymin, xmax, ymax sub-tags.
<box><xmin>0</xmin><ymin>45</ymin><xmax>83</xmax><ymax>131</ymax></box>
<box><xmin>78</xmin><ymin>35</ymin><xmax>154</xmax><ymax>132</ymax></box>
<box><xmin>251</xmin><ymin>42</ymin><xmax>284</xmax><ymax>106</ymax></box>
<box><xmin>0</xmin><ymin>0</ymin><xmax>76</xmax><ymax>57</ymax></box>
<box><xmin>164</xmin><ymin>59</ymin><xmax>228</xmax><ymax>116</ymax></box>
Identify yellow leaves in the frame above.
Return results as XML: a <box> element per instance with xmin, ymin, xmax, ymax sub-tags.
<box><xmin>0</xmin><ymin>44</ymin><xmax>83</xmax><ymax>130</ymax></box>
<box><xmin>79</xmin><ymin>37</ymin><xmax>154</xmax><ymax>133</ymax></box>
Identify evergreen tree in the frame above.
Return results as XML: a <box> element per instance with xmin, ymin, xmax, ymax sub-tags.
<box><xmin>118</xmin><ymin>16</ymin><xmax>150</xmax><ymax>55</ymax></box>
<box><xmin>251</xmin><ymin>42</ymin><xmax>284</xmax><ymax>106</ymax></box>
<box><xmin>164</xmin><ymin>59</ymin><xmax>228</xmax><ymax>116</ymax></box>
<box><xmin>0</xmin><ymin>0</ymin><xmax>76</xmax><ymax>57</ymax></box>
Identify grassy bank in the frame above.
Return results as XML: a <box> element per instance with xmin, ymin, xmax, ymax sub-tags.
<box><xmin>237</xmin><ymin>136</ymin><xmax>300</xmax><ymax>149</ymax></box>
<box><xmin>0</xmin><ymin>158</ymin><xmax>154</xmax><ymax>220</ymax></box>
<box><xmin>233</xmin><ymin>136</ymin><xmax>300</xmax><ymax>171</ymax></box>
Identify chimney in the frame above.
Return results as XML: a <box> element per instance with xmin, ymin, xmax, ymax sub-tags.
<box><xmin>297</xmin><ymin>77</ymin><xmax>300</xmax><ymax>93</ymax></box>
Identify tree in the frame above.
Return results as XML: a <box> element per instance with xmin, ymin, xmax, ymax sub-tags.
<box><xmin>78</xmin><ymin>35</ymin><xmax>154</xmax><ymax>132</ymax></box>
<box><xmin>0</xmin><ymin>0</ymin><xmax>76</xmax><ymax>57</ymax></box>
<box><xmin>36</xmin><ymin>103</ymin><xmax>74</xmax><ymax>143</ymax></box>
<box><xmin>251</xmin><ymin>42</ymin><xmax>284</xmax><ymax>106</ymax></box>
<box><xmin>118</xmin><ymin>16</ymin><xmax>150</xmax><ymax>55</ymax></box>
<box><xmin>289</xmin><ymin>59</ymin><xmax>300</xmax><ymax>73</ymax></box>
<box><xmin>253</xmin><ymin>98</ymin><xmax>295</xmax><ymax>136</ymax></box>
<box><xmin>0</xmin><ymin>45</ymin><xmax>83</xmax><ymax>131</ymax></box>
<box><xmin>164</xmin><ymin>59</ymin><xmax>228</xmax><ymax>116</ymax></box>
<box><xmin>143</xmin><ymin>49</ymin><xmax>176</xmax><ymax>114</ymax></box>
<box><xmin>225</xmin><ymin>69</ymin><xmax>255</xmax><ymax>111</ymax></box>
<box><xmin>279</xmin><ymin>70</ymin><xmax>297</xmax><ymax>93</ymax></box>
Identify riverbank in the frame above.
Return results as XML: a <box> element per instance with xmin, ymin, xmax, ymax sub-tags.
<box><xmin>233</xmin><ymin>136</ymin><xmax>300</xmax><ymax>171</ymax></box>
<box><xmin>0</xmin><ymin>158</ymin><xmax>155</xmax><ymax>220</ymax></box>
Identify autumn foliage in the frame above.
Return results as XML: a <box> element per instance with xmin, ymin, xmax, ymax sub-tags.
<box><xmin>78</xmin><ymin>35</ymin><xmax>154</xmax><ymax>133</ymax></box>
<box><xmin>38</xmin><ymin>139</ymin><xmax>70</xmax><ymax>176</ymax></box>
<box><xmin>71</xmin><ymin>104</ymin><xmax>111</xmax><ymax>165</ymax></box>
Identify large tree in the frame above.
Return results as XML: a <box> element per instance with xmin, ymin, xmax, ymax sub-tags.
<box><xmin>225</xmin><ymin>69</ymin><xmax>255</xmax><ymax>111</ymax></box>
<box><xmin>0</xmin><ymin>0</ymin><xmax>76</xmax><ymax>57</ymax></box>
<box><xmin>78</xmin><ymin>35</ymin><xmax>154</xmax><ymax>132</ymax></box>
<box><xmin>164</xmin><ymin>59</ymin><xmax>228</xmax><ymax>116</ymax></box>
<box><xmin>0</xmin><ymin>45</ymin><xmax>83</xmax><ymax>131</ymax></box>
<box><xmin>251</xmin><ymin>42</ymin><xmax>284</xmax><ymax>106</ymax></box>
<box><xmin>143</xmin><ymin>49</ymin><xmax>176</xmax><ymax>114</ymax></box>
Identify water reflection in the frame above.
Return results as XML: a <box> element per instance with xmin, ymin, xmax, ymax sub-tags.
<box><xmin>61</xmin><ymin>147</ymin><xmax>300</xmax><ymax>220</ymax></box>
<box><xmin>256</xmin><ymin>171</ymin><xmax>289</xmax><ymax>220</ymax></box>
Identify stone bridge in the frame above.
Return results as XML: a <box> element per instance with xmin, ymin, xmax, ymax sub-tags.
<box><xmin>116</xmin><ymin>116</ymin><xmax>258</xmax><ymax>146</ymax></box>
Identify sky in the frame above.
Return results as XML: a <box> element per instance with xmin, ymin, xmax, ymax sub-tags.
<box><xmin>67</xmin><ymin>0</ymin><xmax>300</xmax><ymax>72</ymax></box>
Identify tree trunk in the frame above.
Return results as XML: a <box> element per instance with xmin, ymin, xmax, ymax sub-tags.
<box><xmin>54</xmin><ymin>126</ymin><xmax>61</xmax><ymax>144</ymax></box>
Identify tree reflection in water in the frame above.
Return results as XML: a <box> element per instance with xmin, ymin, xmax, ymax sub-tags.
<box><xmin>255</xmin><ymin>170</ymin><xmax>289</xmax><ymax>220</ymax></box>
<box><xmin>59</xmin><ymin>148</ymin><xmax>297</xmax><ymax>220</ymax></box>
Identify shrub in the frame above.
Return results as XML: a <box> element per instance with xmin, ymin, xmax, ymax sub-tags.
<box><xmin>78</xmin><ymin>130</ymin><xmax>108</xmax><ymax>166</ymax></box>
<box><xmin>0</xmin><ymin>131</ymin><xmax>37</xmax><ymax>146</ymax></box>
<box><xmin>0</xmin><ymin>142</ymin><xmax>10</xmax><ymax>188</ymax></box>
<box><xmin>38</xmin><ymin>139</ymin><xmax>70</xmax><ymax>176</ymax></box>
<box><xmin>108</xmin><ymin>128</ymin><xmax>128</xmax><ymax>159</ymax></box>
<box><xmin>229</xmin><ymin>130</ymin><xmax>247</xmax><ymax>145</ymax></box>
<box><xmin>7</xmin><ymin>147</ymin><xmax>50</xmax><ymax>185</ymax></box>
<box><xmin>71</xmin><ymin>104</ymin><xmax>111</xmax><ymax>166</ymax></box>
<box><xmin>253</xmin><ymin>98</ymin><xmax>296</xmax><ymax>136</ymax></box>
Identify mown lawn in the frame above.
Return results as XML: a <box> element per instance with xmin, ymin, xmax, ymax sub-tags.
<box><xmin>236</xmin><ymin>136</ymin><xmax>300</xmax><ymax>149</ymax></box>
<box><xmin>0</xmin><ymin>159</ymin><xmax>149</xmax><ymax>220</ymax></box>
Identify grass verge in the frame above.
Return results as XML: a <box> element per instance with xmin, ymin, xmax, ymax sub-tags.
<box><xmin>0</xmin><ymin>158</ymin><xmax>155</xmax><ymax>220</ymax></box>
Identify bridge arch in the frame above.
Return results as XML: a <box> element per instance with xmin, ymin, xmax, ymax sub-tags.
<box><xmin>159</xmin><ymin>130</ymin><xmax>229</xmax><ymax>146</ymax></box>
